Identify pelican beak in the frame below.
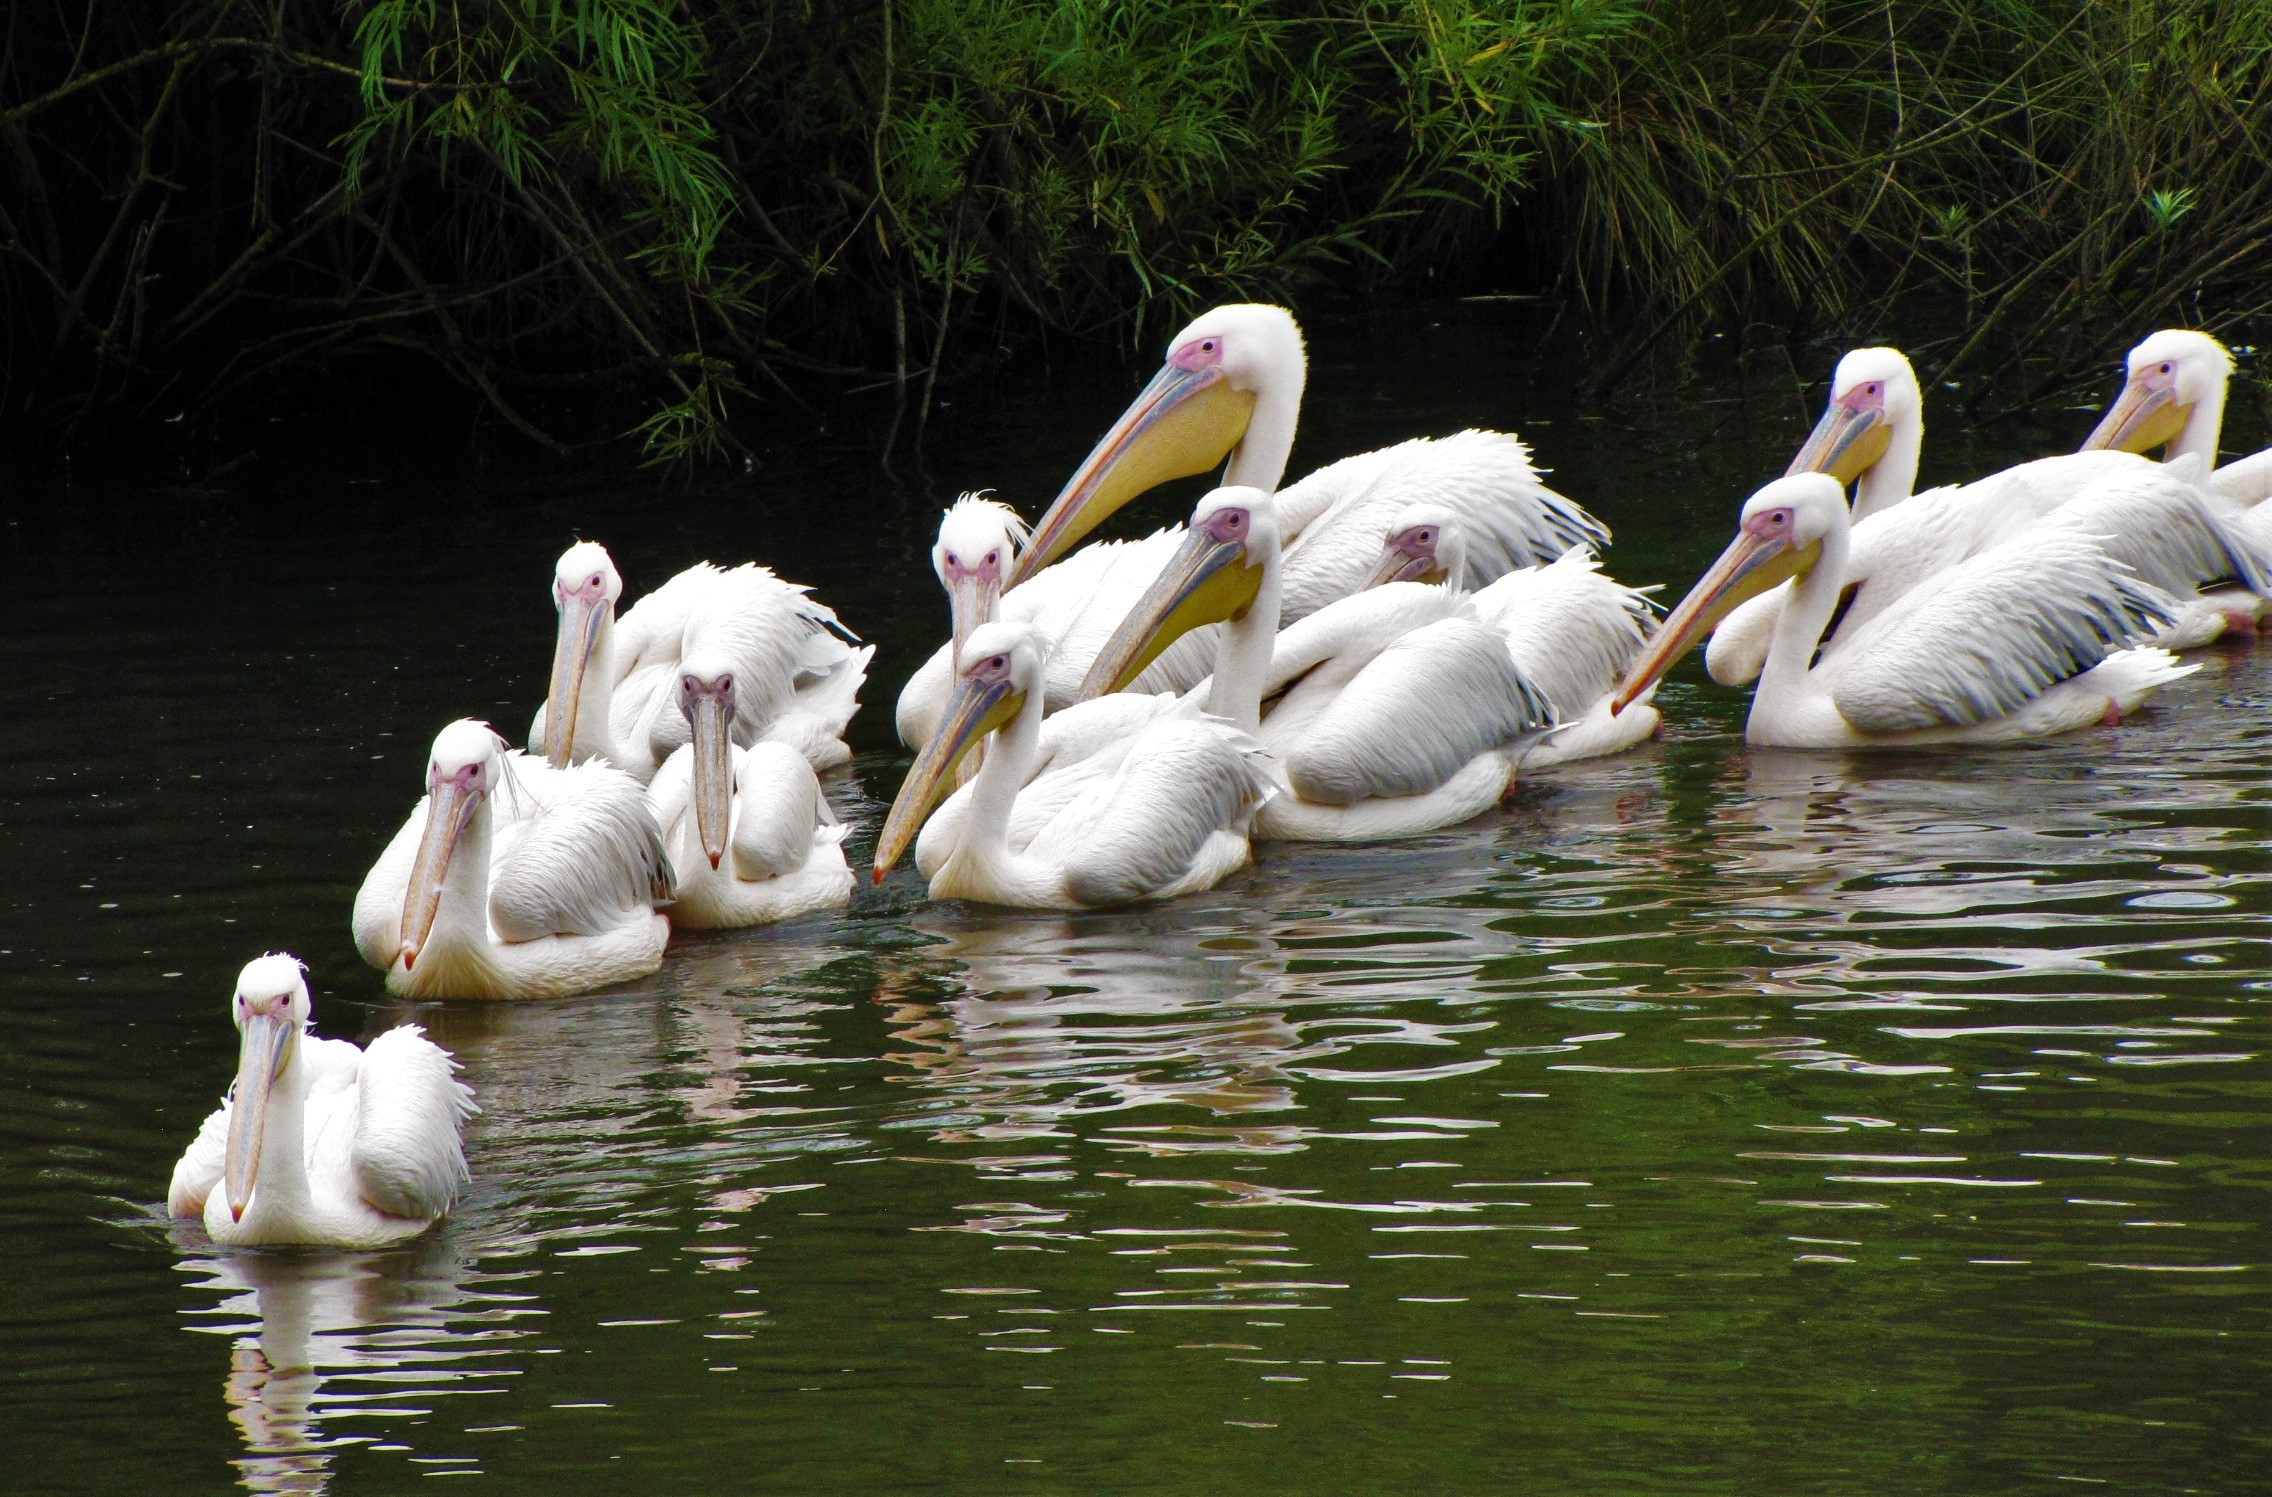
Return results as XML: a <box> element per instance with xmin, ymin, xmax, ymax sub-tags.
<box><xmin>398</xmin><ymin>775</ymin><xmax>483</xmax><ymax>970</ymax></box>
<box><xmin>2080</xmin><ymin>374</ymin><xmax>2189</xmax><ymax>455</ymax></box>
<box><xmin>946</xmin><ymin>569</ymin><xmax>995</xmax><ymax>662</ymax></box>
<box><xmin>872</xmin><ymin>675</ymin><xmax>1025</xmax><ymax>883</ymax></box>
<box><xmin>1363</xmin><ymin>543</ymin><xmax>1441</xmax><ymax>590</ymax></box>
<box><xmin>223</xmin><ymin>1009</ymin><xmax>296</xmax><ymax>1222</ymax></box>
<box><xmin>1075</xmin><ymin>525</ymin><xmax>1265</xmax><ymax>701</ymax></box>
<box><xmin>1611</xmin><ymin>526</ymin><xmax>1822</xmax><ymax>713</ymax></box>
<box><xmin>1010</xmin><ymin>364</ymin><xmax>1257</xmax><ymax>586</ymax></box>
<box><xmin>544</xmin><ymin>589</ymin><xmax>609</xmax><ymax>769</ymax></box>
<box><xmin>688</xmin><ymin>685</ymin><xmax>734</xmax><ymax>871</ymax></box>
<box><xmin>1787</xmin><ymin>399</ymin><xmax>1891</xmax><ymax>486</ymax></box>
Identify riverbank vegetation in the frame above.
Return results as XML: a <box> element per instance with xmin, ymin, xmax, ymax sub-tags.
<box><xmin>5</xmin><ymin>0</ymin><xmax>2269</xmax><ymax>461</ymax></box>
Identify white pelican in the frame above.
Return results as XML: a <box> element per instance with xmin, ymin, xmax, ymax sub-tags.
<box><xmin>352</xmin><ymin>719</ymin><xmax>672</xmax><ymax>1000</ymax></box>
<box><xmin>530</xmin><ymin>541</ymin><xmax>872</xmax><ymax>780</ymax></box>
<box><xmin>1708</xmin><ymin>346</ymin><xmax>2271</xmax><ymax>680</ymax></box>
<box><xmin>870</xmin><ymin>618</ymin><xmax>1273</xmax><ymax>909</ymax></box>
<box><xmin>1369</xmin><ymin>503</ymin><xmax>1662</xmax><ymax>766</ymax></box>
<box><xmin>1617</xmin><ymin>473</ymin><xmax>2192</xmax><ymax>748</ymax></box>
<box><xmin>895</xmin><ymin>496</ymin><xmax>1189</xmax><ymax>747</ymax></box>
<box><xmin>1012</xmin><ymin>306</ymin><xmax>1605</xmax><ymax>607</ymax></box>
<box><xmin>168</xmin><ymin>954</ymin><xmax>476</xmax><ymax>1248</ymax></box>
<box><xmin>647</xmin><ymin>668</ymin><xmax>852</xmax><ymax>927</ymax></box>
<box><xmin>1074</xmin><ymin>486</ymin><xmax>1558</xmax><ymax>840</ymax></box>
<box><xmin>898</xmin><ymin>306</ymin><xmax>1606</xmax><ymax>744</ymax></box>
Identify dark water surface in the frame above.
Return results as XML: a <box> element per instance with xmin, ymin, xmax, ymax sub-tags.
<box><xmin>4</xmin><ymin>310</ymin><xmax>2268</xmax><ymax>1493</ymax></box>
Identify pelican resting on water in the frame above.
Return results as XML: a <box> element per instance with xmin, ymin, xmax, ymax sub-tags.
<box><xmin>169</xmin><ymin>955</ymin><xmax>476</xmax><ymax>1248</ymax></box>
<box><xmin>1707</xmin><ymin>344</ymin><xmax>2272</xmax><ymax>682</ymax></box>
<box><xmin>1368</xmin><ymin>503</ymin><xmax>1661</xmax><ymax>767</ymax></box>
<box><xmin>872</xmin><ymin>619</ymin><xmax>1274</xmax><ymax>909</ymax></box>
<box><xmin>899</xmin><ymin>304</ymin><xmax>1607</xmax><ymax>745</ymax></box>
<box><xmin>648</xmin><ymin>717</ymin><xmax>852</xmax><ymax>929</ymax></box>
<box><xmin>1621</xmin><ymin>473</ymin><xmax>2193</xmax><ymax>748</ymax></box>
<box><xmin>531</xmin><ymin>541</ymin><xmax>872</xmax><ymax>780</ymax></box>
<box><xmin>1072</xmin><ymin>486</ymin><xmax>1560</xmax><ymax>841</ymax></box>
<box><xmin>353</xmin><ymin>720</ymin><xmax>672</xmax><ymax>1000</ymax></box>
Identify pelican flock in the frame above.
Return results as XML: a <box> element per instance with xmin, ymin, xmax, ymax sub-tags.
<box><xmin>161</xmin><ymin>306</ymin><xmax>2265</xmax><ymax>1247</ymax></box>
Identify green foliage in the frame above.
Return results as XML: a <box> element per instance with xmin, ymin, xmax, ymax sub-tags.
<box><xmin>7</xmin><ymin>0</ymin><xmax>2272</xmax><ymax>454</ymax></box>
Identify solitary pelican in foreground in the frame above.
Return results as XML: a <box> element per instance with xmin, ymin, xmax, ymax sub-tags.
<box><xmin>531</xmin><ymin>541</ymin><xmax>872</xmax><ymax>780</ymax></box>
<box><xmin>1621</xmin><ymin>473</ymin><xmax>2191</xmax><ymax>748</ymax></box>
<box><xmin>1709</xmin><ymin>345</ymin><xmax>2269</xmax><ymax>680</ymax></box>
<box><xmin>1076</xmin><ymin>487</ymin><xmax>1558</xmax><ymax>840</ymax></box>
<box><xmin>1368</xmin><ymin>503</ymin><xmax>1661</xmax><ymax>767</ymax></box>
<box><xmin>646</xmin><ymin>670</ymin><xmax>852</xmax><ymax>928</ymax></box>
<box><xmin>353</xmin><ymin>720</ymin><xmax>672</xmax><ymax>1000</ymax></box>
<box><xmin>872</xmin><ymin>619</ymin><xmax>1274</xmax><ymax>909</ymax></box>
<box><xmin>169</xmin><ymin>954</ymin><xmax>476</xmax><ymax>1248</ymax></box>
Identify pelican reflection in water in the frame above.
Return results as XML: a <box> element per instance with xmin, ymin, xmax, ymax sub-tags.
<box><xmin>177</xmin><ymin>1236</ymin><xmax>515</xmax><ymax>1495</ymax></box>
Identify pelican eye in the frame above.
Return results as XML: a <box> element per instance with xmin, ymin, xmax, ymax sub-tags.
<box><xmin>2159</xmin><ymin>362</ymin><xmax>2173</xmax><ymax>374</ymax></box>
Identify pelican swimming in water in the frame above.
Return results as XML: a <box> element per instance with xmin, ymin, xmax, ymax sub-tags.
<box><xmin>1368</xmin><ymin>503</ymin><xmax>1662</xmax><ymax>766</ymax></box>
<box><xmin>169</xmin><ymin>954</ymin><xmax>476</xmax><ymax>1248</ymax></box>
<box><xmin>353</xmin><ymin>719</ymin><xmax>672</xmax><ymax>1000</ymax></box>
<box><xmin>530</xmin><ymin>541</ymin><xmax>872</xmax><ymax>780</ymax></box>
<box><xmin>1619</xmin><ymin>473</ymin><xmax>2192</xmax><ymax>748</ymax></box>
<box><xmin>1707</xmin><ymin>345</ymin><xmax>2271</xmax><ymax>680</ymax></box>
<box><xmin>893</xmin><ymin>307</ymin><xmax>1608</xmax><ymax>745</ymax></box>
<box><xmin>895</xmin><ymin>496</ymin><xmax>1189</xmax><ymax>747</ymax></box>
<box><xmin>1073</xmin><ymin>486</ymin><xmax>1558</xmax><ymax>840</ymax></box>
<box><xmin>1011</xmin><ymin>306</ymin><xmax>1605</xmax><ymax>610</ymax></box>
<box><xmin>872</xmin><ymin>618</ymin><xmax>1274</xmax><ymax>909</ymax></box>
<box><xmin>646</xmin><ymin>662</ymin><xmax>852</xmax><ymax>928</ymax></box>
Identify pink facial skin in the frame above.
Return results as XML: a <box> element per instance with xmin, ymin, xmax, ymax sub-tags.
<box><xmin>1743</xmin><ymin>506</ymin><xmax>1796</xmax><ymax>543</ymax></box>
<box><xmin>556</xmin><ymin>567</ymin><xmax>609</xmax><ymax>611</ymax></box>
<box><xmin>1202</xmin><ymin>506</ymin><xmax>1250</xmax><ymax>545</ymax></box>
<box><xmin>428</xmin><ymin>758</ymin><xmax>488</xmax><ymax>797</ymax></box>
<box><xmin>1836</xmin><ymin>380</ymin><xmax>1885</xmax><ymax>416</ymax></box>
<box><xmin>680</xmin><ymin>673</ymin><xmax>736</xmax><ymax>718</ymax></box>
<box><xmin>938</xmin><ymin>545</ymin><xmax>1004</xmax><ymax>591</ymax></box>
<box><xmin>1169</xmin><ymin>333</ymin><xmax>1226</xmax><ymax>374</ymax></box>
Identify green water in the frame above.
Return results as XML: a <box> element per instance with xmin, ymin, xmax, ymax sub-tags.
<box><xmin>3</xmin><ymin>310</ymin><xmax>2267</xmax><ymax>1494</ymax></box>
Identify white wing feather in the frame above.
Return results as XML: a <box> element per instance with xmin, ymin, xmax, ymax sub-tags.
<box><xmin>488</xmin><ymin>753</ymin><xmax>671</xmax><ymax>941</ymax></box>
<box><xmin>1022</xmin><ymin>717</ymin><xmax>1273</xmax><ymax>907</ymax></box>
<box><xmin>1278</xmin><ymin>431</ymin><xmax>1607</xmax><ymax>625</ymax></box>
<box><xmin>1468</xmin><ymin>547</ymin><xmax>1655</xmax><ymax>715</ymax></box>
<box><xmin>1271</xmin><ymin>616</ymin><xmax>1555</xmax><ymax>804</ymax></box>
<box><xmin>352</xmin><ymin>1026</ymin><xmax>477</xmax><ymax>1220</ymax></box>
<box><xmin>1826</xmin><ymin>534</ymin><xmax>2176</xmax><ymax>733</ymax></box>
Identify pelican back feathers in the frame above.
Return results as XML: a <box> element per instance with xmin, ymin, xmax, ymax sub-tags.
<box><xmin>487</xmin><ymin>753</ymin><xmax>672</xmax><ymax>941</ymax></box>
<box><xmin>351</xmin><ymin>1026</ymin><xmax>478</xmax><ymax>1221</ymax></box>
<box><xmin>1827</xmin><ymin>534</ymin><xmax>2177</xmax><ymax>734</ymax></box>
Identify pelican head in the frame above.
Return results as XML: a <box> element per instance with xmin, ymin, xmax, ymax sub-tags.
<box><xmin>2081</xmin><ymin>329</ymin><xmax>2233</xmax><ymax>457</ymax></box>
<box><xmin>934</xmin><ymin>495</ymin><xmax>1025</xmax><ymax>661</ymax></box>
<box><xmin>399</xmin><ymin>720</ymin><xmax>503</xmax><ymax>969</ymax></box>
<box><xmin>1010</xmin><ymin>305</ymin><xmax>1304</xmax><ymax>585</ymax></box>
<box><xmin>222</xmin><ymin>954</ymin><xmax>311</xmax><ymax>1222</ymax></box>
<box><xmin>1366</xmin><ymin>502</ymin><xmax>1465</xmax><ymax>590</ymax></box>
<box><xmin>678</xmin><ymin>651</ymin><xmax>739</xmax><ymax>870</ymax></box>
<box><xmin>872</xmin><ymin>620</ymin><xmax>1039</xmax><ymax>883</ymax></box>
<box><xmin>1611</xmin><ymin>473</ymin><xmax>1841</xmax><ymax>713</ymax></box>
<box><xmin>1788</xmin><ymin>347</ymin><xmax>1918</xmax><ymax>486</ymax></box>
<box><xmin>1076</xmin><ymin>486</ymin><xmax>1278</xmax><ymax>701</ymax></box>
<box><xmin>544</xmin><ymin>541</ymin><xmax>624</xmax><ymax>769</ymax></box>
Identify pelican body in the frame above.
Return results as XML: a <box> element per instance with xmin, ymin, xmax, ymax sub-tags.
<box><xmin>648</xmin><ymin>715</ymin><xmax>852</xmax><ymax>930</ymax></box>
<box><xmin>531</xmin><ymin>542</ymin><xmax>872</xmax><ymax>780</ymax></box>
<box><xmin>1371</xmin><ymin>504</ymin><xmax>1662</xmax><ymax>767</ymax></box>
<box><xmin>1622</xmin><ymin>474</ymin><xmax>2192</xmax><ymax>748</ymax></box>
<box><xmin>353</xmin><ymin>720</ymin><xmax>672</xmax><ymax>1000</ymax></box>
<box><xmin>895</xmin><ymin>306</ymin><xmax>1610</xmax><ymax>745</ymax></box>
<box><xmin>873</xmin><ymin>620</ymin><xmax>1273</xmax><ymax>910</ymax></box>
<box><xmin>169</xmin><ymin>955</ymin><xmax>476</xmax><ymax>1248</ymax></box>
<box><xmin>1709</xmin><ymin>345</ymin><xmax>2271</xmax><ymax>682</ymax></box>
<box><xmin>1073</xmin><ymin>487</ymin><xmax>1559</xmax><ymax>841</ymax></box>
